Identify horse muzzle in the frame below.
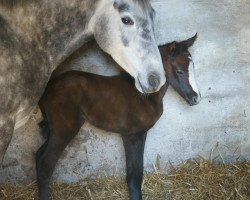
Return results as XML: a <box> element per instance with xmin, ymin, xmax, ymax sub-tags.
<box><xmin>136</xmin><ymin>73</ymin><xmax>165</xmax><ymax>93</ymax></box>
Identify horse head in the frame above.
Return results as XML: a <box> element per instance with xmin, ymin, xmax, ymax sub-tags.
<box><xmin>89</xmin><ymin>0</ymin><xmax>166</xmax><ymax>93</ymax></box>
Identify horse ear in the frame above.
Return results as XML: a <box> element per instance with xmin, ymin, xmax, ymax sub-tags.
<box><xmin>181</xmin><ymin>33</ymin><xmax>198</xmax><ymax>48</ymax></box>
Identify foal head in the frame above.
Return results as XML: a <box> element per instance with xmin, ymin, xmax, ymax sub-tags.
<box><xmin>90</xmin><ymin>0</ymin><xmax>165</xmax><ymax>93</ymax></box>
<box><xmin>163</xmin><ymin>34</ymin><xmax>201</xmax><ymax>105</ymax></box>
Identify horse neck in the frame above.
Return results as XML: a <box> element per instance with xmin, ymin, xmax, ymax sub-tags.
<box><xmin>0</xmin><ymin>0</ymin><xmax>100</xmax><ymax>69</ymax></box>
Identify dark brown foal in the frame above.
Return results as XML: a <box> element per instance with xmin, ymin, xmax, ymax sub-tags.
<box><xmin>36</xmin><ymin>34</ymin><xmax>200</xmax><ymax>200</ymax></box>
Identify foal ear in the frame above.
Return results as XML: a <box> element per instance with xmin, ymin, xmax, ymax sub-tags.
<box><xmin>181</xmin><ymin>33</ymin><xmax>198</xmax><ymax>48</ymax></box>
<box><xmin>169</xmin><ymin>41</ymin><xmax>177</xmax><ymax>53</ymax></box>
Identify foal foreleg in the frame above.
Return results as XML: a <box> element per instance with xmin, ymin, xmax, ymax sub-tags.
<box><xmin>0</xmin><ymin>116</ymin><xmax>15</xmax><ymax>165</ymax></box>
<box><xmin>122</xmin><ymin>132</ymin><xmax>147</xmax><ymax>200</ymax></box>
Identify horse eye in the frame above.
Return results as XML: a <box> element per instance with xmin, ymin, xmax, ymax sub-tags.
<box><xmin>121</xmin><ymin>17</ymin><xmax>134</xmax><ymax>25</ymax></box>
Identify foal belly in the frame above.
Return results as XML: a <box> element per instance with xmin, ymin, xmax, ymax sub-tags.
<box><xmin>87</xmin><ymin>107</ymin><xmax>159</xmax><ymax>135</ymax></box>
<box><xmin>84</xmin><ymin>88</ymin><xmax>162</xmax><ymax>135</ymax></box>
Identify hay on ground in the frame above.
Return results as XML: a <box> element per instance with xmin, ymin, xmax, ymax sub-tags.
<box><xmin>1</xmin><ymin>157</ymin><xmax>249</xmax><ymax>200</ymax></box>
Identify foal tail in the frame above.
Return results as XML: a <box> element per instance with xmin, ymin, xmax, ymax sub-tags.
<box><xmin>38</xmin><ymin>119</ymin><xmax>50</xmax><ymax>140</ymax></box>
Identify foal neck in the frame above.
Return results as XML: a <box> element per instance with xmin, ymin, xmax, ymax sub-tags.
<box><xmin>158</xmin><ymin>44</ymin><xmax>172</xmax><ymax>84</ymax></box>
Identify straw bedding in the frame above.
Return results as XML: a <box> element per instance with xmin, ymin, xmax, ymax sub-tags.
<box><xmin>1</xmin><ymin>157</ymin><xmax>249</xmax><ymax>200</ymax></box>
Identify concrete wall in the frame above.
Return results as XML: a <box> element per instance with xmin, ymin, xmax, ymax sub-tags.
<box><xmin>0</xmin><ymin>0</ymin><xmax>249</xmax><ymax>182</ymax></box>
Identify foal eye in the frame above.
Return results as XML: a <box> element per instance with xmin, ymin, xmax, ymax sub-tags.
<box><xmin>176</xmin><ymin>70</ymin><xmax>184</xmax><ymax>75</ymax></box>
<box><xmin>121</xmin><ymin>17</ymin><xmax>134</xmax><ymax>25</ymax></box>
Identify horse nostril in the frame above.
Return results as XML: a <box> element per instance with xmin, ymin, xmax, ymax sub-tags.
<box><xmin>148</xmin><ymin>74</ymin><xmax>160</xmax><ymax>90</ymax></box>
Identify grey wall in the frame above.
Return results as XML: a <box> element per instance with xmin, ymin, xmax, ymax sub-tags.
<box><xmin>1</xmin><ymin>0</ymin><xmax>249</xmax><ymax>182</ymax></box>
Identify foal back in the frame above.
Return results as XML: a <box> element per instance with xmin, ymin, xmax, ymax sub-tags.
<box><xmin>40</xmin><ymin>71</ymin><xmax>163</xmax><ymax>135</ymax></box>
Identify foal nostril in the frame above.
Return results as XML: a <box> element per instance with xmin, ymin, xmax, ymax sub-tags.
<box><xmin>193</xmin><ymin>96</ymin><xmax>198</xmax><ymax>103</ymax></box>
<box><xmin>192</xmin><ymin>94</ymin><xmax>200</xmax><ymax>105</ymax></box>
<box><xmin>148</xmin><ymin>74</ymin><xmax>160</xmax><ymax>90</ymax></box>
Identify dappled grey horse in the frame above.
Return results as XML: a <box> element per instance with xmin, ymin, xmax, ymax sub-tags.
<box><xmin>0</xmin><ymin>0</ymin><xmax>166</xmax><ymax>164</ymax></box>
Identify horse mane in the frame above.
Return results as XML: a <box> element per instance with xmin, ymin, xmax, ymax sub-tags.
<box><xmin>0</xmin><ymin>0</ymin><xmax>38</xmax><ymax>8</ymax></box>
<box><xmin>132</xmin><ymin>0</ymin><xmax>152</xmax><ymax>9</ymax></box>
<box><xmin>1</xmin><ymin>0</ymin><xmax>153</xmax><ymax>10</ymax></box>
<box><xmin>132</xmin><ymin>0</ymin><xmax>155</xmax><ymax>20</ymax></box>
<box><xmin>133</xmin><ymin>0</ymin><xmax>150</xmax><ymax>5</ymax></box>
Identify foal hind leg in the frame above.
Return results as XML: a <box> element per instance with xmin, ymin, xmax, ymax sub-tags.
<box><xmin>36</xmin><ymin>119</ymin><xmax>84</xmax><ymax>200</ymax></box>
<box><xmin>122</xmin><ymin>132</ymin><xmax>147</xmax><ymax>200</ymax></box>
<box><xmin>0</xmin><ymin>116</ymin><xmax>15</xmax><ymax>165</ymax></box>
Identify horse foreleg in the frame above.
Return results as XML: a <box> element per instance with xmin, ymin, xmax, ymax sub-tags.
<box><xmin>0</xmin><ymin>116</ymin><xmax>15</xmax><ymax>165</ymax></box>
<box><xmin>122</xmin><ymin>132</ymin><xmax>147</xmax><ymax>200</ymax></box>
